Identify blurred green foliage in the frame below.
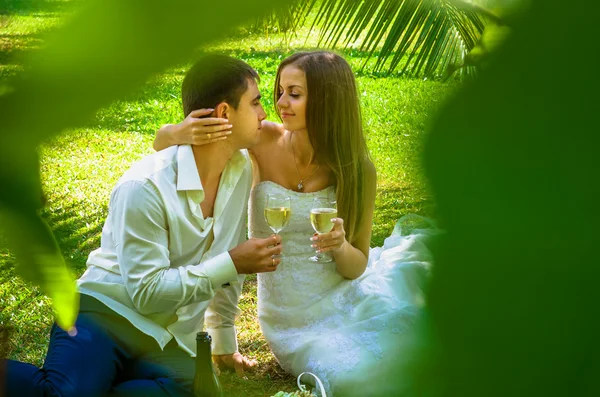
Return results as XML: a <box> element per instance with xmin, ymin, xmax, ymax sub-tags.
<box><xmin>422</xmin><ymin>0</ymin><xmax>600</xmax><ymax>396</ymax></box>
<box><xmin>2</xmin><ymin>0</ymin><xmax>598</xmax><ymax>396</ymax></box>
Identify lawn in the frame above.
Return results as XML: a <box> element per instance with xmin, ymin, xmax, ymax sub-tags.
<box><xmin>1</xmin><ymin>1</ymin><xmax>457</xmax><ymax>395</ymax></box>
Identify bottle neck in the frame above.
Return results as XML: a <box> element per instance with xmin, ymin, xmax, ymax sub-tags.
<box><xmin>196</xmin><ymin>338</ymin><xmax>213</xmax><ymax>368</ymax></box>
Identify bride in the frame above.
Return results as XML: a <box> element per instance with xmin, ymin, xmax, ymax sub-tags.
<box><xmin>155</xmin><ymin>51</ymin><xmax>435</xmax><ymax>396</ymax></box>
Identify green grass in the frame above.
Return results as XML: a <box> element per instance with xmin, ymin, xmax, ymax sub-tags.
<box><xmin>0</xmin><ymin>2</ymin><xmax>457</xmax><ymax>396</ymax></box>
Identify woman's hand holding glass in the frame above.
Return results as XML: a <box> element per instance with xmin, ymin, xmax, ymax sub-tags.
<box><xmin>309</xmin><ymin>198</ymin><xmax>345</xmax><ymax>262</ymax></box>
<box><xmin>311</xmin><ymin>217</ymin><xmax>346</xmax><ymax>255</ymax></box>
<box><xmin>175</xmin><ymin>108</ymin><xmax>233</xmax><ymax>145</ymax></box>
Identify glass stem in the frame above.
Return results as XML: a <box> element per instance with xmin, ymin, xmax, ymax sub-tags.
<box><xmin>315</xmin><ymin>233</ymin><xmax>323</xmax><ymax>258</ymax></box>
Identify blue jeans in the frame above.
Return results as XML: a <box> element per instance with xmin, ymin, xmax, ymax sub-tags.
<box><xmin>4</xmin><ymin>313</ymin><xmax>194</xmax><ymax>397</ymax></box>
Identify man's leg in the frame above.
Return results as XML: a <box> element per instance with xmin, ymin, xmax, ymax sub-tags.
<box><xmin>4</xmin><ymin>313</ymin><xmax>125</xmax><ymax>397</ymax></box>
<box><xmin>109</xmin><ymin>340</ymin><xmax>194</xmax><ymax>397</ymax></box>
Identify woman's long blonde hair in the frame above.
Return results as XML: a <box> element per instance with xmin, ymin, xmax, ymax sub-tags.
<box><xmin>274</xmin><ymin>51</ymin><xmax>370</xmax><ymax>243</ymax></box>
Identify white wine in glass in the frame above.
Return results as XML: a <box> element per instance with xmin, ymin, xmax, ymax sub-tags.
<box><xmin>310</xmin><ymin>208</ymin><xmax>337</xmax><ymax>234</ymax></box>
<box><xmin>309</xmin><ymin>197</ymin><xmax>337</xmax><ymax>263</ymax></box>
<box><xmin>264</xmin><ymin>194</ymin><xmax>292</xmax><ymax>234</ymax></box>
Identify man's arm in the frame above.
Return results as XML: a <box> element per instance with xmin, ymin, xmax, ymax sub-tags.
<box><xmin>111</xmin><ymin>180</ymin><xmax>236</xmax><ymax>314</ymax></box>
<box><xmin>204</xmin><ymin>273</ymin><xmax>245</xmax><ymax>354</ymax></box>
<box><xmin>204</xmin><ymin>222</ymin><xmax>247</xmax><ymax>354</ymax></box>
<box><xmin>110</xmin><ymin>179</ymin><xmax>284</xmax><ymax>315</ymax></box>
<box><xmin>207</xmin><ymin>271</ymin><xmax>258</xmax><ymax>378</ymax></box>
<box><xmin>205</xmin><ymin>219</ymin><xmax>267</xmax><ymax>378</ymax></box>
<box><xmin>207</xmin><ymin>270</ymin><xmax>257</xmax><ymax>378</ymax></box>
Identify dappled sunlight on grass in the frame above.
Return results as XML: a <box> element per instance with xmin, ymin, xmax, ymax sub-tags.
<box><xmin>371</xmin><ymin>181</ymin><xmax>435</xmax><ymax>248</ymax></box>
<box><xmin>0</xmin><ymin>268</ymin><xmax>53</xmax><ymax>367</ymax></box>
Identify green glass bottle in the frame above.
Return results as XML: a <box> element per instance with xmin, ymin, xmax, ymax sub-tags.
<box><xmin>194</xmin><ymin>332</ymin><xmax>223</xmax><ymax>397</ymax></box>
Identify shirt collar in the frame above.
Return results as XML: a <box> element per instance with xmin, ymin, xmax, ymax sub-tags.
<box><xmin>227</xmin><ymin>149</ymin><xmax>247</xmax><ymax>171</ymax></box>
<box><xmin>176</xmin><ymin>145</ymin><xmax>249</xmax><ymax>223</ymax></box>
<box><xmin>176</xmin><ymin>145</ymin><xmax>247</xmax><ymax>192</ymax></box>
<box><xmin>176</xmin><ymin>145</ymin><xmax>203</xmax><ymax>192</ymax></box>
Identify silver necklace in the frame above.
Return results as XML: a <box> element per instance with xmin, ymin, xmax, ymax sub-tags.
<box><xmin>290</xmin><ymin>132</ymin><xmax>320</xmax><ymax>191</ymax></box>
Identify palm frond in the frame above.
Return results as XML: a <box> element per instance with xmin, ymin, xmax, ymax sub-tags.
<box><xmin>251</xmin><ymin>0</ymin><xmax>317</xmax><ymax>36</ymax></box>
<box><xmin>288</xmin><ymin>0</ymin><xmax>490</xmax><ymax>79</ymax></box>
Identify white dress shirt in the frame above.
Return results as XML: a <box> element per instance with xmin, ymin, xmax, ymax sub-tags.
<box><xmin>78</xmin><ymin>144</ymin><xmax>252</xmax><ymax>356</ymax></box>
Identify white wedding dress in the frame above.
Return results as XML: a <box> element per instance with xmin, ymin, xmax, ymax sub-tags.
<box><xmin>250</xmin><ymin>181</ymin><xmax>437</xmax><ymax>396</ymax></box>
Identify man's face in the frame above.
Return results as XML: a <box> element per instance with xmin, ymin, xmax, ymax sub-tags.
<box><xmin>228</xmin><ymin>79</ymin><xmax>266</xmax><ymax>148</ymax></box>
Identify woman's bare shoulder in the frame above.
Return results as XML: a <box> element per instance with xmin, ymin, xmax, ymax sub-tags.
<box><xmin>262</xmin><ymin>121</ymin><xmax>285</xmax><ymax>138</ymax></box>
<box><xmin>253</xmin><ymin>121</ymin><xmax>286</xmax><ymax>152</ymax></box>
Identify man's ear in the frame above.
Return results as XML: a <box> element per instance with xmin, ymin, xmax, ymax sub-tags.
<box><xmin>215</xmin><ymin>102</ymin><xmax>230</xmax><ymax>119</ymax></box>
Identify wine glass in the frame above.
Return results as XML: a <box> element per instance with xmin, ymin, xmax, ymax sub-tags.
<box><xmin>264</xmin><ymin>193</ymin><xmax>292</xmax><ymax>234</ymax></box>
<box><xmin>309</xmin><ymin>197</ymin><xmax>337</xmax><ymax>263</ymax></box>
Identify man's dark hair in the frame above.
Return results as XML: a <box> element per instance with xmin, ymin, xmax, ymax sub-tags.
<box><xmin>182</xmin><ymin>54</ymin><xmax>259</xmax><ymax>117</ymax></box>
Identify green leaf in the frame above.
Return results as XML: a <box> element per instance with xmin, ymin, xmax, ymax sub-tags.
<box><xmin>0</xmin><ymin>206</ymin><xmax>78</xmax><ymax>331</ymax></box>
<box><xmin>422</xmin><ymin>1</ymin><xmax>600</xmax><ymax>395</ymax></box>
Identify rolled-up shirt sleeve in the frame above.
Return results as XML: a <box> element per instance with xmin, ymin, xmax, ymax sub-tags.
<box><xmin>110</xmin><ymin>180</ymin><xmax>238</xmax><ymax>315</ymax></box>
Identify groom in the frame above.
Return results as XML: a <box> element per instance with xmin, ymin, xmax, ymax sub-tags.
<box><xmin>3</xmin><ymin>55</ymin><xmax>282</xmax><ymax>396</ymax></box>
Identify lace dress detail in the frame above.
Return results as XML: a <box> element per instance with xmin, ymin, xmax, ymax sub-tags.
<box><xmin>250</xmin><ymin>181</ymin><xmax>436</xmax><ymax>396</ymax></box>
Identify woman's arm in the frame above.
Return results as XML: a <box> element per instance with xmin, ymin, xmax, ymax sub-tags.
<box><xmin>153</xmin><ymin>108</ymin><xmax>232</xmax><ymax>151</ymax></box>
<box><xmin>313</xmin><ymin>160</ymin><xmax>377</xmax><ymax>279</ymax></box>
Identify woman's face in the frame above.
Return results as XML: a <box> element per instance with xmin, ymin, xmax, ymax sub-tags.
<box><xmin>277</xmin><ymin>65</ymin><xmax>307</xmax><ymax>133</ymax></box>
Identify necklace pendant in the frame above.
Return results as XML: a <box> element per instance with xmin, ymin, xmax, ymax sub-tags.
<box><xmin>297</xmin><ymin>182</ymin><xmax>303</xmax><ymax>191</ymax></box>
